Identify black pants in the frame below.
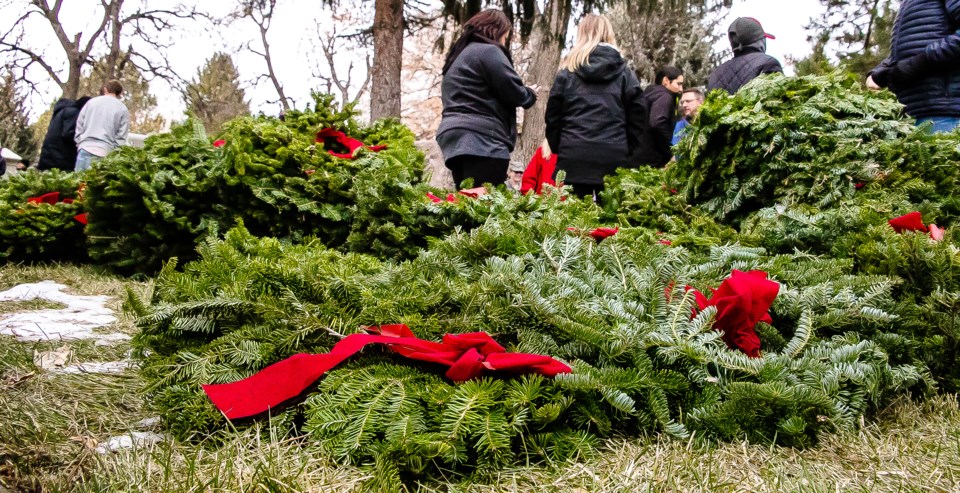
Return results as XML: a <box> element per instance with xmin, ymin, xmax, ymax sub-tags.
<box><xmin>569</xmin><ymin>183</ymin><xmax>604</xmax><ymax>201</ymax></box>
<box><xmin>446</xmin><ymin>155</ymin><xmax>509</xmax><ymax>189</ymax></box>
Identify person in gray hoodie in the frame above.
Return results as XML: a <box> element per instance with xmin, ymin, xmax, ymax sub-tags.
<box><xmin>74</xmin><ymin>79</ymin><xmax>129</xmax><ymax>171</ymax></box>
<box><xmin>707</xmin><ymin>17</ymin><xmax>783</xmax><ymax>94</ymax></box>
<box><xmin>436</xmin><ymin>9</ymin><xmax>537</xmax><ymax>188</ymax></box>
<box><xmin>544</xmin><ymin>14</ymin><xmax>644</xmax><ymax>200</ymax></box>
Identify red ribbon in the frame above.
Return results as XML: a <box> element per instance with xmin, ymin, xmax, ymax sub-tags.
<box><xmin>889</xmin><ymin>211</ymin><xmax>945</xmax><ymax>241</ymax></box>
<box><xmin>567</xmin><ymin>227</ymin><xmax>619</xmax><ymax>242</ymax></box>
<box><xmin>27</xmin><ymin>192</ymin><xmax>62</xmax><ymax>205</ymax></box>
<box><xmin>686</xmin><ymin>270</ymin><xmax>779</xmax><ymax>358</ymax></box>
<box><xmin>213</xmin><ymin>139</ymin><xmax>226</xmax><ymax>148</ymax></box>
<box><xmin>202</xmin><ymin>324</ymin><xmax>571</xmax><ymax>420</ymax></box>
<box><xmin>316</xmin><ymin>128</ymin><xmax>387</xmax><ymax>159</ymax></box>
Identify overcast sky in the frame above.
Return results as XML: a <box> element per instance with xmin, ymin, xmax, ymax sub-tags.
<box><xmin>10</xmin><ymin>0</ymin><xmax>827</xmax><ymax>123</ymax></box>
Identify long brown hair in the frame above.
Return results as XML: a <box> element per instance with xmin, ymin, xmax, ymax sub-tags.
<box><xmin>442</xmin><ymin>9</ymin><xmax>514</xmax><ymax>75</ymax></box>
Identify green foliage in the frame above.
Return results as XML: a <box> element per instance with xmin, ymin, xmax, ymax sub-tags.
<box><xmin>134</xmin><ymin>222</ymin><xmax>928</xmax><ymax>487</ymax></box>
<box><xmin>83</xmin><ymin>94</ymin><xmax>425</xmax><ymax>274</ymax></box>
<box><xmin>669</xmin><ymin>72</ymin><xmax>960</xmax><ymax>226</ymax></box>
<box><xmin>0</xmin><ymin>170</ymin><xmax>86</xmax><ymax>262</ymax></box>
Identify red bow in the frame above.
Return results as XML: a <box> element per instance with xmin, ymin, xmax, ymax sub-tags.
<box><xmin>889</xmin><ymin>211</ymin><xmax>945</xmax><ymax>241</ymax></box>
<box><xmin>568</xmin><ymin>227</ymin><xmax>619</xmax><ymax>242</ymax></box>
<box><xmin>27</xmin><ymin>192</ymin><xmax>63</xmax><ymax>205</ymax></box>
<box><xmin>316</xmin><ymin>128</ymin><xmax>387</xmax><ymax>159</ymax></box>
<box><xmin>686</xmin><ymin>270</ymin><xmax>779</xmax><ymax>358</ymax></box>
<box><xmin>26</xmin><ymin>192</ymin><xmax>86</xmax><ymax>225</ymax></box>
<box><xmin>213</xmin><ymin>139</ymin><xmax>226</xmax><ymax>148</ymax></box>
<box><xmin>426</xmin><ymin>192</ymin><xmax>458</xmax><ymax>204</ymax></box>
<box><xmin>202</xmin><ymin>324</ymin><xmax>571</xmax><ymax>420</ymax></box>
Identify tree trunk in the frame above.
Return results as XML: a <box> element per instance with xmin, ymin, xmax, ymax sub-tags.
<box><xmin>62</xmin><ymin>59</ymin><xmax>81</xmax><ymax>99</ymax></box>
<box><xmin>513</xmin><ymin>0</ymin><xmax>570</xmax><ymax>163</ymax></box>
<box><xmin>370</xmin><ymin>0</ymin><xmax>403</xmax><ymax>121</ymax></box>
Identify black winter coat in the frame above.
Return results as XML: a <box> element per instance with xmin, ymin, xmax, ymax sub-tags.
<box><xmin>630</xmin><ymin>84</ymin><xmax>678</xmax><ymax>168</ymax></box>
<box><xmin>437</xmin><ymin>42</ymin><xmax>537</xmax><ymax>161</ymax></box>
<box><xmin>544</xmin><ymin>45</ymin><xmax>644</xmax><ymax>185</ymax></box>
<box><xmin>707</xmin><ymin>40</ymin><xmax>783</xmax><ymax>95</ymax></box>
<box><xmin>870</xmin><ymin>0</ymin><xmax>960</xmax><ymax>119</ymax></box>
<box><xmin>38</xmin><ymin>97</ymin><xmax>88</xmax><ymax>171</ymax></box>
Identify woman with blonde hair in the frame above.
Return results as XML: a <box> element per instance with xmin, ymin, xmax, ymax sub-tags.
<box><xmin>544</xmin><ymin>14</ymin><xmax>644</xmax><ymax>200</ymax></box>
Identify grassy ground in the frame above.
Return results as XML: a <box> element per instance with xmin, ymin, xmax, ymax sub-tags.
<box><xmin>1</xmin><ymin>263</ymin><xmax>959</xmax><ymax>492</ymax></box>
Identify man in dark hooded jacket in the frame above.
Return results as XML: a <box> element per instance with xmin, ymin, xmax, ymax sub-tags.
<box><xmin>38</xmin><ymin>97</ymin><xmax>91</xmax><ymax>171</ymax></box>
<box><xmin>867</xmin><ymin>0</ymin><xmax>960</xmax><ymax>133</ymax></box>
<box><xmin>707</xmin><ymin>17</ymin><xmax>783</xmax><ymax>94</ymax></box>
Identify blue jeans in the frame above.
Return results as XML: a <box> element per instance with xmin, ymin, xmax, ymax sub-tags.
<box><xmin>74</xmin><ymin>149</ymin><xmax>102</xmax><ymax>171</ymax></box>
<box><xmin>917</xmin><ymin>116</ymin><xmax>960</xmax><ymax>134</ymax></box>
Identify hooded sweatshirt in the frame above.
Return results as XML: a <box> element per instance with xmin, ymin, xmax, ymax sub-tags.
<box><xmin>707</xmin><ymin>38</ymin><xmax>783</xmax><ymax>94</ymax></box>
<box><xmin>38</xmin><ymin>97</ymin><xmax>90</xmax><ymax>171</ymax></box>
<box><xmin>545</xmin><ymin>44</ymin><xmax>645</xmax><ymax>186</ymax></box>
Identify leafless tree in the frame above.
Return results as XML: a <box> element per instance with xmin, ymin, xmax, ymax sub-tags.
<box><xmin>312</xmin><ymin>10</ymin><xmax>372</xmax><ymax>111</ymax></box>
<box><xmin>0</xmin><ymin>0</ymin><xmax>201</xmax><ymax>100</ymax></box>
<box><xmin>234</xmin><ymin>0</ymin><xmax>292</xmax><ymax>111</ymax></box>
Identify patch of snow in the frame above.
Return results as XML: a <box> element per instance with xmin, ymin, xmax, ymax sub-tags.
<box><xmin>57</xmin><ymin>361</ymin><xmax>133</xmax><ymax>374</ymax></box>
<box><xmin>0</xmin><ymin>281</ymin><xmax>128</xmax><ymax>344</ymax></box>
<box><xmin>95</xmin><ymin>432</ymin><xmax>166</xmax><ymax>454</ymax></box>
<box><xmin>135</xmin><ymin>417</ymin><xmax>162</xmax><ymax>429</ymax></box>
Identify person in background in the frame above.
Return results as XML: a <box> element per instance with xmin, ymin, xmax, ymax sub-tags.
<box><xmin>867</xmin><ymin>1</ymin><xmax>960</xmax><ymax>133</ymax></box>
<box><xmin>504</xmin><ymin>161</ymin><xmax>525</xmax><ymax>193</ymax></box>
<box><xmin>520</xmin><ymin>139</ymin><xmax>558</xmax><ymax>195</ymax></box>
<box><xmin>707</xmin><ymin>17</ymin><xmax>782</xmax><ymax>94</ymax></box>
<box><xmin>38</xmin><ymin>96</ymin><xmax>92</xmax><ymax>171</ymax></box>
<box><xmin>633</xmin><ymin>66</ymin><xmax>683</xmax><ymax>168</ymax></box>
<box><xmin>672</xmin><ymin>88</ymin><xmax>705</xmax><ymax>147</ymax></box>
<box><xmin>74</xmin><ymin>79</ymin><xmax>129</xmax><ymax>172</ymax></box>
<box><xmin>436</xmin><ymin>9</ymin><xmax>538</xmax><ymax>188</ymax></box>
<box><xmin>545</xmin><ymin>14</ymin><xmax>644</xmax><ymax>200</ymax></box>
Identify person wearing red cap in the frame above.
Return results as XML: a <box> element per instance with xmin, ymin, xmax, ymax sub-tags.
<box><xmin>707</xmin><ymin>17</ymin><xmax>783</xmax><ymax>94</ymax></box>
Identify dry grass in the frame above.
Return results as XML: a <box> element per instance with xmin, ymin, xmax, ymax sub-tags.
<box><xmin>1</xmin><ymin>263</ymin><xmax>959</xmax><ymax>492</ymax></box>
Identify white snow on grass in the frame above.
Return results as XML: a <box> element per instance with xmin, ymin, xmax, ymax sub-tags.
<box><xmin>0</xmin><ymin>281</ymin><xmax>128</xmax><ymax>344</ymax></box>
<box><xmin>95</xmin><ymin>432</ymin><xmax>166</xmax><ymax>454</ymax></box>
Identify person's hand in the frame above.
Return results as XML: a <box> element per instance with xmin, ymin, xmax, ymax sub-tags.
<box><xmin>865</xmin><ymin>75</ymin><xmax>881</xmax><ymax>90</ymax></box>
<box><xmin>527</xmin><ymin>84</ymin><xmax>541</xmax><ymax>94</ymax></box>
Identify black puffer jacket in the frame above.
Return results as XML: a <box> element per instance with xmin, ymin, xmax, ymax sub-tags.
<box><xmin>870</xmin><ymin>0</ymin><xmax>960</xmax><ymax>118</ymax></box>
<box><xmin>630</xmin><ymin>84</ymin><xmax>679</xmax><ymax>168</ymax></box>
<box><xmin>544</xmin><ymin>45</ymin><xmax>644</xmax><ymax>186</ymax></box>
<box><xmin>38</xmin><ymin>97</ymin><xmax>89</xmax><ymax>171</ymax></box>
<box><xmin>707</xmin><ymin>39</ymin><xmax>783</xmax><ymax>94</ymax></box>
<box><xmin>436</xmin><ymin>42</ymin><xmax>537</xmax><ymax>161</ymax></box>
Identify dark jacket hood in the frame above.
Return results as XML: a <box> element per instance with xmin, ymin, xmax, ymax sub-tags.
<box><xmin>74</xmin><ymin>96</ymin><xmax>92</xmax><ymax>109</ymax></box>
<box><xmin>575</xmin><ymin>44</ymin><xmax>626</xmax><ymax>83</ymax></box>
<box><xmin>52</xmin><ymin>98</ymin><xmax>73</xmax><ymax>114</ymax></box>
<box><xmin>733</xmin><ymin>37</ymin><xmax>767</xmax><ymax>56</ymax></box>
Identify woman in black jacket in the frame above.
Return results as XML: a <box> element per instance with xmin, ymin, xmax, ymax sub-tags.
<box><xmin>544</xmin><ymin>14</ymin><xmax>644</xmax><ymax>200</ymax></box>
<box><xmin>634</xmin><ymin>66</ymin><xmax>684</xmax><ymax>168</ymax></box>
<box><xmin>436</xmin><ymin>9</ymin><xmax>538</xmax><ymax>188</ymax></box>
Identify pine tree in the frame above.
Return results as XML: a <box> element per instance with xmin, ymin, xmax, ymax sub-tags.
<box><xmin>807</xmin><ymin>0</ymin><xmax>897</xmax><ymax>76</ymax></box>
<box><xmin>79</xmin><ymin>58</ymin><xmax>166</xmax><ymax>134</ymax></box>
<box><xmin>0</xmin><ymin>72</ymin><xmax>39</xmax><ymax>163</ymax></box>
<box><xmin>184</xmin><ymin>53</ymin><xmax>250</xmax><ymax>135</ymax></box>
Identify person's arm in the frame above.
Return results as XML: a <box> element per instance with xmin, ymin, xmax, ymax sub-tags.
<box><xmin>116</xmin><ymin>110</ymin><xmax>130</xmax><ymax>146</ymax></box>
<box><xmin>60</xmin><ymin>108</ymin><xmax>79</xmax><ymax>141</ymax></box>
<box><xmin>875</xmin><ymin>4</ymin><xmax>960</xmax><ymax>86</ymax></box>
<box><xmin>648</xmin><ymin>92</ymin><xmax>675</xmax><ymax>155</ymax></box>
<box><xmin>481</xmin><ymin>46</ymin><xmax>537</xmax><ymax>109</ymax></box>
<box><xmin>760</xmin><ymin>57</ymin><xmax>783</xmax><ymax>75</ymax></box>
<box><xmin>623</xmin><ymin>71</ymin><xmax>645</xmax><ymax>156</ymax></box>
<box><xmin>544</xmin><ymin>73</ymin><xmax>565</xmax><ymax>158</ymax></box>
<box><xmin>74</xmin><ymin>107</ymin><xmax>87</xmax><ymax>145</ymax></box>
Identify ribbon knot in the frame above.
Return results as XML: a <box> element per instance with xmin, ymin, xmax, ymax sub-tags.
<box><xmin>202</xmin><ymin>324</ymin><xmax>570</xmax><ymax>420</ymax></box>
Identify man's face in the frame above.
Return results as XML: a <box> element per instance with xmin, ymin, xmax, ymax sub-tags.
<box><xmin>664</xmin><ymin>75</ymin><xmax>685</xmax><ymax>94</ymax></box>
<box><xmin>680</xmin><ymin>93</ymin><xmax>703</xmax><ymax>119</ymax></box>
